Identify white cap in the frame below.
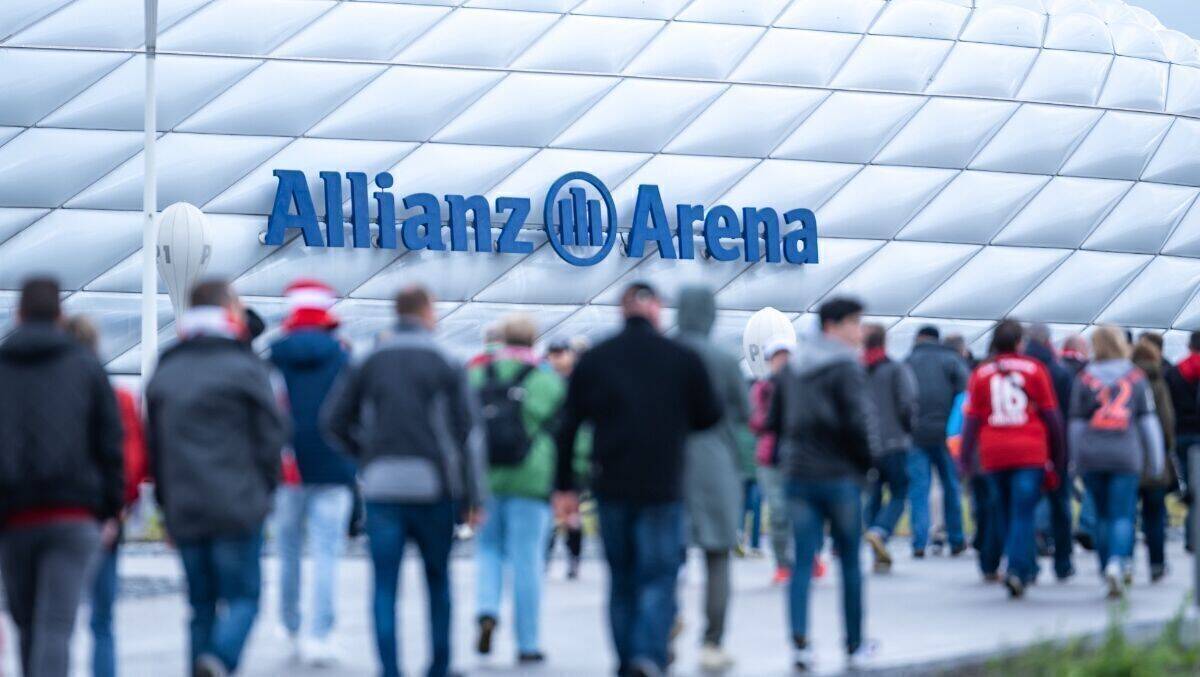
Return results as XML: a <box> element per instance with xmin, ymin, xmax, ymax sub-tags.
<box><xmin>765</xmin><ymin>338</ymin><xmax>795</xmax><ymax>359</ymax></box>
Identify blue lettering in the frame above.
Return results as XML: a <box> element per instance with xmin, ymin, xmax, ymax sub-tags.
<box><xmin>676</xmin><ymin>204</ymin><xmax>703</xmax><ymax>260</ymax></box>
<box><xmin>266</xmin><ymin>169</ymin><xmax>323</xmax><ymax>246</ymax></box>
<box><xmin>375</xmin><ymin>172</ymin><xmax>397</xmax><ymax>249</ymax></box>
<box><xmin>743</xmin><ymin>207</ymin><xmax>781</xmax><ymax>263</ymax></box>
<box><xmin>347</xmin><ymin>172</ymin><xmax>371</xmax><ymax>248</ymax></box>
<box><xmin>401</xmin><ymin>193</ymin><xmax>444</xmax><ymax>251</ymax></box>
<box><xmin>703</xmin><ymin>205</ymin><xmax>740</xmax><ymax>262</ymax></box>
<box><xmin>319</xmin><ymin>171</ymin><xmax>344</xmax><ymax>247</ymax></box>
<box><xmin>783</xmin><ymin>208</ymin><xmax>819</xmax><ymax>264</ymax></box>
<box><xmin>496</xmin><ymin>197</ymin><xmax>533</xmax><ymax>254</ymax></box>
<box><xmin>446</xmin><ymin>194</ymin><xmax>492</xmax><ymax>253</ymax></box>
<box><xmin>627</xmin><ymin>185</ymin><xmax>677</xmax><ymax>259</ymax></box>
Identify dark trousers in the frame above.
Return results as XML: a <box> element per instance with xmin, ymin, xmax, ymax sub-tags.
<box><xmin>1042</xmin><ymin>478</ymin><xmax>1075</xmax><ymax>578</ymax></box>
<box><xmin>596</xmin><ymin>499</ymin><xmax>685</xmax><ymax>675</ymax></box>
<box><xmin>866</xmin><ymin>451</ymin><xmax>909</xmax><ymax>539</ymax></box>
<box><xmin>365</xmin><ymin>501</ymin><xmax>456</xmax><ymax>677</ymax></box>
<box><xmin>742</xmin><ymin>479</ymin><xmax>762</xmax><ymax>550</ymax></box>
<box><xmin>787</xmin><ymin>479</ymin><xmax>863</xmax><ymax>653</ymax></box>
<box><xmin>970</xmin><ymin>476</ymin><xmax>1003</xmax><ymax>576</ymax></box>
<box><xmin>90</xmin><ymin>543</ymin><xmax>119</xmax><ymax>677</ymax></box>
<box><xmin>1140</xmin><ymin>485</ymin><xmax>1169</xmax><ymax>571</ymax></box>
<box><xmin>1177</xmin><ymin>435</ymin><xmax>1200</xmax><ymax>551</ymax></box>
<box><xmin>177</xmin><ymin>530</ymin><xmax>263</xmax><ymax>673</ymax></box>
<box><xmin>0</xmin><ymin>520</ymin><xmax>100</xmax><ymax>677</ymax></box>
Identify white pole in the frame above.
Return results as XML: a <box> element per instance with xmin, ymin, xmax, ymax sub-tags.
<box><xmin>140</xmin><ymin>0</ymin><xmax>159</xmax><ymax>380</ymax></box>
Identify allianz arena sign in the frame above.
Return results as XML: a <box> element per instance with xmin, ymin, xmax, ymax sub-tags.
<box><xmin>265</xmin><ymin>169</ymin><xmax>819</xmax><ymax>268</ymax></box>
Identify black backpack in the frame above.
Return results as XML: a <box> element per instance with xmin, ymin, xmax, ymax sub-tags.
<box><xmin>479</xmin><ymin>362</ymin><xmax>538</xmax><ymax>467</ymax></box>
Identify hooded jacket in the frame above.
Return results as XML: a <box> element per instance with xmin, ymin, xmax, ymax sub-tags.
<box><xmin>677</xmin><ymin>287</ymin><xmax>751</xmax><ymax>550</ymax></box>
<box><xmin>0</xmin><ymin>323</ymin><xmax>124</xmax><ymax>524</ymax></box>
<box><xmin>1167</xmin><ymin>353</ymin><xmax>1200</xmax><ymax>437</ymax></box>
<box><xmin>269</xmin><ymin>329</ymin><xmax>355</xmax><ymax>486</ymax></box>
<box><xmin>770</xmin><ymin>333</ymin><xmax>880</xmax><ymax>481</ymax></box>
<box><xmin>1069</xmin><ymin>359</ymin><xmax>1164</xmax><ymax>478</ymax></box>
<box><xmin>906</xmin><ymin>340</ymin><xmax>969</xmax><ymax>448</ymax></box>
<box><xmin>323</xmin><ymin>320</ymin><xmax>487</xmax><ymax>510</ymax></box>
<box><xmin>865</xmin><ymin>355</ymin><xmax>918</xmax><ymax>455</ymax></box>
<box><xmin>147</xmin><ymin>328</ymin><xmax>288</xmax><ymax>542</ymax></box>
<box><xmin>1132</xmin><ymin>347</ymin><xmax>1177</xmax><ymax>488</ymax></box>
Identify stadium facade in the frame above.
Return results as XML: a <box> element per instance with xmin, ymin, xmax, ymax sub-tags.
<box><xmin>3</xmin><ymin>0</ymin><xmax>1200</xmax><ymax>371</ymax></box>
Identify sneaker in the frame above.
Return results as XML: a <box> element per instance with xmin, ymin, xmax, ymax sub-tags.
<box><xmin>302</xmin><ymin>636</ymin><xmax>341</xmax><ymax>667</ymax></box>
<box><xmin>1104</xmin><ymin>562</ymin><xmax>1125</xmax><ymax>599</ymax></box>
<box><xmin>1056</xmin><ymin>566</ymin><xmax>1076</xmax><ymax>583</ymax></box>
<box><xmin>699</xmin><ymin>643</ymin><xmax>734</xmax><ymax>671</ymax></box>
<box><xmin>194</xmin><ymin>654</ymin><xmax>229</xmax><ymax>677</ymax></box>
<box><xmin>1150</xmin><ymin>564</ymin><xmax>1167</xmax><ymax>583</ymax></box>
<box><xmin>982</xmin><ymin>572</ymin><xmax>1001</xmax><ymax>583</ymax></box>
<box><xmin>476</xmin><ymin>615</ymin><xmax>497</xmax><ymax>655</ymax></box>
<box><xmin>772</xmin><ymin>566</ymin><xmax>792</xmax><ymax>585</ymax></box>
<box><xmin>629</xmin><ymin>658</ymin><xmax>663</xmax><ymax>677</ymax></box>
<box><xmin>518</xmin><ymin>651</ymin><xmax>546</xmax><ymax>664</ymax></box>
<box><xmin>812</xmin><ymin>557</ymin><xmax>827</xmax><ymax>579</ymax></box>
<box><xmin>1075</xmin><ymin>532</ymin><xmax>1095</xmax><ymax>551</ymax></box>
<box><xmin>276</xmin><ymin>626</ymin><xmax>301</xmax><ymax>661</ymax></box>
<box><xmin>567</xmin><ymin>559</ymin><xmax>580</xmax><ymax>580</ymax></box>
<box><xmin>864</xmin><ymin>530</ymin><xmax>892</xmax><ymax>569</ymax></box>
<box><xmin>846</xmin><ymin>640</ymin><xmax>879</xmax><ymax>671</ymax></box>
<box><xmin>792</xmin><ymin>643</ymin><xmax>814</xmax><ymax>672</ymax></box>
<box><xmin>912</xmin><ymin>548</ymin><xmax>925</xmax><ymax>560</ymax></box>
<box><xmin>950</xmin><ymin>543</ymin><xmax>967</xmax><ymax>557</ymax></box>
<box><xmin>1004</xmin><ymin>574</ymin><xmax>1025</xmax><ymax>599</ymax></box>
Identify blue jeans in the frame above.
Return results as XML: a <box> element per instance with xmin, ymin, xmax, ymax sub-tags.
<box><xmin>787</xmin><ymin>479</ymin><xmax>863</xmax><ymax>653</ymax></box>
<box><xmin>907</xmin><ymin>443</ymin><xmax>965</xmax><ymax>550</ymax></box>
<box><xmin>1034</xmin><ymin>477</ymin><xmax>1075</xmax><ymax>578</ymax></box>
<box><xmin>970</xmin><ymin>475</ymin><xmax>1003</xmax><ymax>576</ymax></box>
<box><xmin>596</xmin><ymin>499</ymin><xmax>685</xmax><ymax>674</ymax></box>
<box><xmin>274</xmin><ymin>484</ymin><xmax>354</xmax><ymax>639</ymax></box>
<box><xmin>742</xmin><ymin>479</ymin><xmax>762</xmax><ymax>550</ymax></box>
<box><xmin>988</xmin><ymin>467</ymin><xmax>1043</xmax><ymax>584</ymax></box>
<box><xmin>476</xmin><ymin>496</ymin><xmax>551</xmax><ymax>654</ymax></box>
<box><xmin>177</xmin><ymin>531</ymin><xmax>263</xmax><ymax>672</ymax></box>
<box><xmin>1140</xmin><ymin>486</ymin><xmax>1168</xmax><ymax>570</ymax></box>
<box><xmin>867</xmin><ymin>451</ymin><xmax>910</xmax><ymax>539</ymax></box>
<box><xmin>365</xmin><ymin>501</ymin><xmax>456</xmax><ymax>677</ymax></box>
<box><xmin>1083</xmin><ymin>472</ymin><xmax>1139</xmax><ymax>572</ymax></box>
<box><xmin>1177</xmin><ymin>435</ymin><xmax>1200</xmax><ymax>551</ymax></box>
<box><xmin>90</xmin><ymin>544</ymin><xmax>118</xmax><ymax>677</ymax></box>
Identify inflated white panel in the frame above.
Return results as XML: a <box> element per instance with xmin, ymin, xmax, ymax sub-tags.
<box><xmin>573</xmin><ymin>0</ymin><xmax>690</xmax><ymax>20</ymax></box>
<box><xmin>994</xmin><ymin>176</ymin><xmax>1132</xmax><ymax>247</ymax></box>
<box><xmin>1097</xmin><ymin>57</ymin><xmax>1168</xmax><ymax>111</ymax></box>
<box><xmin>1167</xmin><ymin>66</ymin><xmax>1200</xmax><ymax>117</ymax></box>
<box><xmin>0</xmin><ymin>129</ymin><xmax>142</xmax><ymax>208</ymax></box>
<box><xmin>665</xmin><ymin>86</ymin><xmax>828</xmax><ymax>158</ymax></box>
<box><xmin>1142</xmin><ymin>119</ymin><xmax>1200</xmax><ymax>186</ymax></box>
<box><xmin>675</xmin><ymin>0</ymin><xmax>791</xmax><ymax>26</ymax></box>
<box><xmin>897</xmin><ymin>171</ymin><xmax>1049</xmax><ymax>243</ymax></box>
<box><xmin>434</xmin><ymin>74</ymin><xmax>617</xmax><ymax>147</ymax></box>
<box><xmin>0</xmin><ymin>208</ymin><xmax>50</xmax><ymax>248</ymax></box>
<box><xmin>827</xmin><ymin>241</ymin><xmax>979</xmax><ymax>316</ymax></box>
<box><xmin>1017</xmin><ymin>49</ymin><xmax>1113</xmax><ymax>105</ymax></box>
<box><xmin>0</xmin><ymin>49</ymin><xmax>127</xmax><ymax>126</ymax></box>
<box><xmin>773</xmin><ymin>91</ymin><xmax>924</xmax><ymax>163</ymax></box>
<box><xmin>775</xmin><ymin>0</ymin><xmax>885</xmax><ymax>34</ymax></box>
<box><xmin>730</xmin><ymin>29</ymin><xmax>861</xmax><ymax>87</ymax></box>
<box><xmin>159</xmin><ymin>0</ymin><xmax>335</xmax><ymax>55</ymax></box>
<box><xmin>1162</xmin><ymin>198</ymin><xmax>1200</xmax><ymax>257</ymax></box>
<box><xmin>475</xmin><ymin>245</ymin><xmax>643</xmax><ymax>304</ymax></box>
<box><xmin>592</xmin><ymin>244</ymin><xmax>752</xmax><ymax>305</ymax></box>
<box><xmin>0</xmin><ymin>210</ymin><xmax>141</xmax><ymax>289</ymax></box>
<box><xmin>927</xmin><ymin>42</ymin><xmax>1038</xmax><ymax>98</ymax></box>
<box><xmin>1059</xmin><ymin>111</ymin><xmax>1172</xmax><ymax>180</ymax></box>
<box><xmin>831</xmin><ymin>35</ymin><xmax>954</xmax><ymax>93</ymax></box>
<box><xmin>487</xmin><ymin>149</ymin><xmax>650</xmax><ymax>224</ymax></box>
<box><xmin>233</xmin><ymin>223</ymin><xmax>403</xmax><ymax>297</ymax></box>
<box><xmin>913</xmin><ymin>246</ymin><xmax>1070</xmax><ymax>319</ymax></box>
<box><xmin>817</xmin><ymin>166</ymin><xmax>957</xmax><ymax>239</ymax></box>
<box><xmin>1098</xmin><ymin>256</ymin><xmax>1200</xmax><ymax>327</ymax></box>
<box><xmin>552</xmin><ymin>79</ymin><xmax>727</xmax><ymax>153</ymax></box>
<box><xmin>623</xmin><ymin>21</ymin><xmax>763</xmax><ymax>79</ymax></box>
<box><xmin>0</xmin><ymin>0</ymin><xmax>73</xmax><ymax>40</ymax></box>
<box><xmin>971</xmin><ymin>104</ymin><xmax>1102</xmax><ymax>174</ymax></box>
<box><xmin>398</xmin><ymin>8</ymin><xmax>557</xmax><ymax>67</ymax></box>
<box><xmin>1083</xmin><ymin>182</ymin><xmax>1198</xmax><ymax>253</ymax></box>
<box><xmin>273</xmin><ymin>2</ymin><xmax>449</xmax><ymax>61</ymax></box>
<box><xmin>1010</xmin><ymin>251</ymin><xmax>1150</xmax><ymax>324</ymax></box>
<box><xmin>8</xmin><ymin>0</ymin><xmax>206</xmax><ymax>49</ymax></box>
<box><xmin>610</xmin><ymin>155</ymin><xmax>757</xmax><ymax>229</ymax></box>
<box><xmin>876</xmin><ymin>98</ymin><xmax>1017</xmax><ymax>168</ymax></box>
<box><xmin>1043</xmin><ymin>13</ymin><xmax>1113</xmax><ymax>53</ymax></box>
<box><xmin>958</xmin><ymin>4</ymin><xmax>1044</xmax><ymax>47</ymax></box>
<box><xmin>717</xmin><ymin>238</ymin><xmax>885</xmax><ymax>312</ymax></box>
<box><xmin>718</xmin><ymin>160</ymin><xmax>861</xmax><ymax>216</ymax></box>
<box><xmin>870</xmin><ymin>0</ymin><xmax>969</xmax><ymax>40</ymax></box>
<box><xmin>512</xmin><ymin>15</ymin><xmax>663</xmax><ymax>73</ymax></box>
<box><xmin>1109</xmin><ymin>21</ymin><xmax>1168</xmax><ymax>60</ymax></box>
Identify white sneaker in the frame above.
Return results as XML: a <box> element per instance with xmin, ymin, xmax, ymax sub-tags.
<box><xmin>275</xmin><ymin>626</ymin><xmax>301</xmax><ymax>662</ymax></box>
<box><xmin>793</xmin><ymin>645</ymin><xmax>815</xmax><ymax>672</ymax></box>
<box><xmin>846</xmin><ymin>640</ymin><xmax>879</xmax><ymax>671</ymax></box>
<box><xmin>1104</xmin><ymin>562</ymin><xmax>1125</xmax><ymax>599</ymax></box>
<box><xmin>699</xmin><ymin>643</ymin><xmax>734</xmax><ymax>671</ymax></box>
<box><xmin>302</xmin><ymin>636</ymin><xmax>341</xmax><ymax>667</ymax></box>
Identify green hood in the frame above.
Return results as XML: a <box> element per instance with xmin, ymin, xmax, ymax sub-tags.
<box><xmin>677</xmin><ymin>285</ymin><xmax>716</xmax><ymax>337</ymax></box>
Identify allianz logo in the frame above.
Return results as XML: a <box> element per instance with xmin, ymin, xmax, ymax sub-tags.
<box><xmin>266</xmin><ymin>169</ymin><xmax>819</xmax><ymax>268</ymax></box>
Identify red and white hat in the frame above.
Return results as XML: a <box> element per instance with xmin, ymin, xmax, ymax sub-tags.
<box><xmin>283</xmin><ymin>278</ymin><xmax>339</xmax><ymax>331</ymax></box>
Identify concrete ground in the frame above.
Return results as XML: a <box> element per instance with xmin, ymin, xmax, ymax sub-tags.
<box><xmin>1</xmin><ymin>539</ymin><xmax>1195</xmax><ymax>676</ymax></box>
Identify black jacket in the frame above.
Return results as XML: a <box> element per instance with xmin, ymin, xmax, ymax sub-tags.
<box><xmin>0</xmin><ymin>323</ymin><xmax>124</xmax><ymax>523</ymax></box>
<box><xmin>323</xmin><ymin>321</ymin><xmax>486</xmax><ymax>509</ymax></box>
<box><xmin>1024</xmin><ymin>340</ymin><xmax>1073</xmax><ymax>416</ymax></box>
<box><xmin>555</xmin><ymin>317</ymin><xmax>722</xmax><ymax>503</ymax></box>
<box><xmin>906</xmin><ymin>341</ymin><xmax>969</xmax><ymax>448</ymax></box>
<box><xmin>1166</xmin><ymin>356</ymin><xmax>1200</xmax><ymax>438</ymax></box>
<box><xmin>147</xmin><ymin>335</ymin><xmax>288</xmax><ymax>542</ymax></box>
<box><xmin>770</xmin><ymin>334</ymin><xmax>879</xmax><ymax>481</ymax></box>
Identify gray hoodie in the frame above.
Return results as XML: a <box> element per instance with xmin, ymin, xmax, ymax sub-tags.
<box><xmin>677</xmin><ymin>286</ymin><xmax>749</xmax><ymax>550</ymax></box>
<box><xmin>1068</xmin><ymin>359</ymin><xmax>1164</xmax><ymax>478</ymax></box>
<box><xmin>866</xmin><ymin>357</ymin><xmax>918</xmax><ymax>455</ymax></box>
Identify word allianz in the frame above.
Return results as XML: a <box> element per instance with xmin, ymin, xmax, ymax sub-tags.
<box><xmin>266</xmin><ymin>169</ymin><xmax>819</xmax><ymax>267</ymax></box>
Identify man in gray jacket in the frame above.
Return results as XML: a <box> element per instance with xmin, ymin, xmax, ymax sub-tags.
<box><xmin>677</xmin><ymin>286</ymin><xmax>751</xmax><ymax>671</ymax></box>
<box><xmin>862</xmin><ymin>324</ymin><xmax>918</xmax><ymax>573</ymax></box>
<box><xmin>323</xmin><ymin>285</ymin><xmax>486</xmax><ymax>677</ymax></box>
<box><xmin>905</xmin><ymin>326</ymin><xmax>968</xmax><ymax>558</ymax></box>
<box><xmin>146</xmin><ymin>279</ymin><xmax>289</xmax><ymax>677</ymax></box>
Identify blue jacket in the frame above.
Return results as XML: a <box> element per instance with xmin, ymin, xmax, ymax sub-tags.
<box><xmin>270</xmin><ymin>329</ymin><xmax>355</xmax><ymax>486</ymax></box>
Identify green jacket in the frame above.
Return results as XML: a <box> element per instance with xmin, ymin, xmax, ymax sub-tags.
<box><xmin>469</xmin><ymin>357</ymin><xmax>565</xmax><ymax>500</ymax></box>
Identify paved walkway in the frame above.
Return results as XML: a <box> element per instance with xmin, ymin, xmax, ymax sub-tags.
<box><xmin>1</xmin><ymin>540</ymin><xmax>1195</xmax><ymax>676</ymax></box>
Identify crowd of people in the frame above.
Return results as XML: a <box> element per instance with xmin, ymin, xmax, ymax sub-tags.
<box><xmin>0</xmin><ymin>272</ymin><xmax>1196</xmax><ymax>677</ymax></box>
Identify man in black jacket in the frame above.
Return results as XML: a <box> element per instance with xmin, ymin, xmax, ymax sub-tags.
<box><xmin>147</xmin><ymin>279</ymin><xmax>288</xmax><ymax>677</ymax></box>
<box><xmin>1167</xmin><ymin>330</ymin><xmax>1200</xmax><ymax>551</ymax></box>
<box><xmin>0</xmin><ymin>277</ymin><xmax>124</xmax><ymax>677</ymax></box>
<box><xmin>770</xmin><ymin>297</ymin><xmax>879</xmax><ymax>671</ymax></box>
<box><xmin>1024</xmin><ymin>323</ymin><xmax>1075</xmax><ymax>580</ymax></box>
<box><xmin>554</xmin><ymin>283</ymin><xmax>721</xmax><ymax>677</ymax></box>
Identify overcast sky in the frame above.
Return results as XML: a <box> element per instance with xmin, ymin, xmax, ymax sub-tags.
<box><xmin>1130</xmin><ymin>1</ymin><xmax>1200</xmax><ymax>37</ymax></box>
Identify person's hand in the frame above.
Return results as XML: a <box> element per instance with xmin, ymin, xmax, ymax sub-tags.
<box><xmin>100</xmin><ymin>518</ymin><xmax>120</xmax><ymax>549</ymax></box>
<box><xmin>1042</xmin><ymin>466</ymin><xmax>1061</xmax><ymax>493</ymax></box>
<box><xmin>552</xmin><ymin>491</ymin><xmax>580</xmax><ymax>522</ymax></box>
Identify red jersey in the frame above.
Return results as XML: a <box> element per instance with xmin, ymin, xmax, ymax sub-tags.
<box><xmin>965</xmin><ymin>353</ymin><xmax>1059</xmax><ymax>472</ymax></box>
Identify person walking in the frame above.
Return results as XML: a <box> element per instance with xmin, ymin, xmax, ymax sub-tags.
<box><xmin>960</xmin><ymin>320</ymin><xmax>1065</xmax><ymax>599</ymax></box>
<box><xmin>0</xmin><ymin>277</ymin><xmax>124</xmax><ymax>677</ymax></box>
<box><xmin>1069</xmin><ymin>328</ymin><xmax>1165</xmax><ymax>598</ymax></box>
<box><xmin>553</xmin><ymin>283</ymin><xmax>721</xmax><ymax>677</ymax></box>
<box><xmin>1132</xmin><ymin>336</ymin><xmax>1176</xmax><ymax>583</ymax></box>
<box><xmin>471</xmin><ymin>315</ymin><xmax>565</xmax><ymax>665</ymax></box>
<box><xmin>1025</xmin><ymin>323</ymin><xmax>1076</xmax><ymax>581</ymax></box>
<box><xmin>1166</xmin><ymin>331</ymin><xmax>1200</xmax><ymax>552</ymax></box>
<box><xmin>676</xmin><ymin>286</ymin><xmax>752</xmax><ymax>671</ymax></box>
<box><xmin>323</xmin><ymin>285</ymin><xmax>486</xmax><ymax>677</ymax></box>
<box><xmin>544</xmin><ymin>339</ymin><xmax>586</xmax><ymax>580</ymax></box>
<box><xmin>267</xmin><ymin>279</ymin><xmax>355</xmax><ymax>665</ymax></box>
<box><xmin>906</xmin><ymin>325</ymin><xmax>968</xmax><ymax>559</ymax></box>
<box><xmin>750</xmin><ymin>340</ymin><xmax>797</xmax><ymax>585</ymax></box>
<box><xmin>770</xmin><ymin>298</ymin><xmax>879</xmax><ymax>671</ymax></box>
<box><xmin>146</xmin><ymin>279</ymin><xmax>288</xmax><ymax>677</ymax></box>
<box><xmin>63</xmin><ymin>316</ymin><xmax>149</xmax><ymax>677</ymax></box>
<box><xmin>862</xmin><ymin>324</ymin><xmax>918</xmax><ymax>574</ymax></box>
